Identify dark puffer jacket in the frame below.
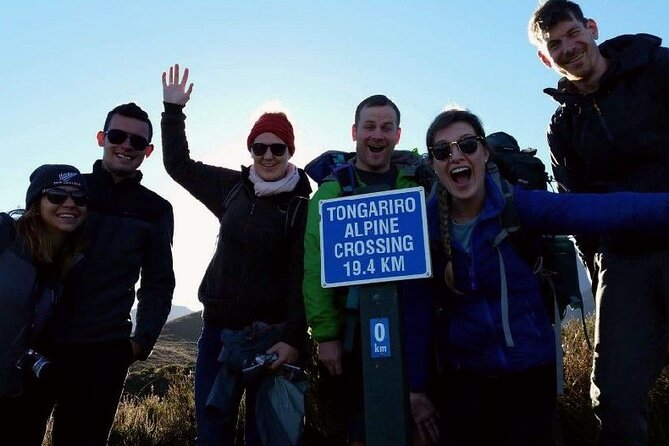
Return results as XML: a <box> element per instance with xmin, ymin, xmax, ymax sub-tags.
<box><xmin>161</xmin><ymin>103</ymin><xmax>312</xmax><ymax>350</ymax></box>
<box><xmin>545</xmin><ymin>33</ymin><xmax>669</xmax><ymax>251</ymax></box>
<box><xmin>0</xmin><ymin>213</ymin><xmax>81</xmax><ymax>396</ymax></box>
<box><xmin>0</xmin><ymin>214</ymin><xmax>35</xmax><ymax>397</ymax></box>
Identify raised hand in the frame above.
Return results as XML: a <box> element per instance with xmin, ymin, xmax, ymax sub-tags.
<box><xmin>162</xmin><ymin>63</ymin><xmax>194</xmax><ymax>106</ymax></box>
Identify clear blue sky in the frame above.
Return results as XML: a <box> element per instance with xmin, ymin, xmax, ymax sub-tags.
<box><xmin>1</xmin><ymin>1</ymin><xmax>667</xmax><ymax>311</ymax></box>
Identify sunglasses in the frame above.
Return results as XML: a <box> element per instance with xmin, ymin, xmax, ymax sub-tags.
<box><xmin>250</xmin><ymin>143</ymin><xmax>288</xmax><ymax>157</ymax></box>
<box><xmin>42</xmin><ymin>188</ymin><xmax>88</xmax><ymax>207</ymax></box>
<box><xmin>105</xmin><ymin>129</ymin><xmax>149</xmax><ymax>151</ymax></box>
<box><xmin>429</xmin><ymin>136</ymin><xmax>483</xmax><ymax>161</ymax></box>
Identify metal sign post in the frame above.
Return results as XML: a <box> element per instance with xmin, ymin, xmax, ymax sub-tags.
<box><xmin>319</xmin><ymin>187</ymin><xmax>431</xmax><ymax>446</ymax></box>
<box><xmin>359</xmin><ymin>282</ymin><xmax>410</xmax><ymax>445</ymax></box>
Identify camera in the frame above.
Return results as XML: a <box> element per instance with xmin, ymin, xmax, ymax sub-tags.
<box><xmin>241</xmin><ymin>352</ymin><xmax>279</xmax><ymax>382</ymax></box>
<box><xmin>16</xmin><ymin>349</ymin><xmax>51</xmax><ymax>379</ymax></box>
<box><xmin>243</xmin><ymin>351</ymin><xmax>279</xmax><ymax>371</ymax></box>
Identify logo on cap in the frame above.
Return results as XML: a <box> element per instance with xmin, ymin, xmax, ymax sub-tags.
<box><xmin>59</xmin><ymin>172</ymin><xmax>78</xmax><ymax>183</ymax></box>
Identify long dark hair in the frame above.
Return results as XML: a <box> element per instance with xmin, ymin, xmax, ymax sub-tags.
<box><xmin>14</xmin><ymin>201</ymin><xmax>86</xmax><ymax>276</ymax></box>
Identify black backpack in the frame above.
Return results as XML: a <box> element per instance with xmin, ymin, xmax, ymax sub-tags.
<box><xmin>486</xmin><ymin>132</ymin><xmax>588</xmax><ymax>341</ymax></box>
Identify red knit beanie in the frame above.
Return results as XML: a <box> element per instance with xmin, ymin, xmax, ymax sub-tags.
<box><xmin>247</xmin><ymin>112</ymin><xmax>295</xmax><ymax>156</ymax></box>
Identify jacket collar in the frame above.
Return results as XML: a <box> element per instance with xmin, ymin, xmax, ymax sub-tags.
<box><xmin>91</xmin><ymin>160</ymin><xmax>143</xmax><ymax>186</ymax></box>
<box><xmin>480</xmin><ymin>173</ymin><xmax>507</xmax><ymax>221</ymax></box>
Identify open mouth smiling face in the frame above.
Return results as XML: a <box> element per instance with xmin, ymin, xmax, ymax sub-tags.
<box><xmin>450</xmin><ymin>165</ymin><xmax>472</xmax><ymax>186</ymax></box>
<box><xmin>432</xmin><ymin>122</ymin><xmax>488</xmax><ymax>213</ymax></box>
<box><xmin>352</xmin><ymin>104</ymin><xmax>401</xmax><ymax>173</ymax></box>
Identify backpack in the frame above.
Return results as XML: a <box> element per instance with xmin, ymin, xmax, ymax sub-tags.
<box><xmin>304</xmin><ymin>148</ymin><xmax>434</xmax><ymax>196</ymax></box>
<box><xmin>486</xmin><ymin>132</ymin><xmax>589</xmax><ymax>344</ymax></box>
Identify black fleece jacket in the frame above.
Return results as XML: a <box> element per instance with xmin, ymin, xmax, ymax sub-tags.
<box><xmin>53</xmin><ymin>161</ymin><xmax>175</xmax><ymax>359</ymax></box>
<box><xmin>161</xmin><ymin>103</ymin><xmax>312</xmax><ymax>350</ymax></box>
<box><xmin>545</xmin><ymin>33</ymin><xmax>669</xmax><ymax>251</ymax></box>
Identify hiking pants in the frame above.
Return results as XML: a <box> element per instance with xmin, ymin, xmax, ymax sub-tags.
<box><xmin>194</xmin><ymin>322</ymin><xmax>262</xmax><ymax>446</ymax></box>
<box><xmin>434</xmin><ymin>362</ymin><xmax>557</xmax><ymax>446</ymax></box>
<box><xmin>591</xmin><ymin>248</ymin><xmax>669</xmax><ymax>446</ymax></box>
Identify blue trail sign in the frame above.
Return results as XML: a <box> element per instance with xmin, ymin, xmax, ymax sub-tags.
<box><xmin>318</xmin><ymin>186</ymin><xmax>431</xmax><ymax>288</ymax></box>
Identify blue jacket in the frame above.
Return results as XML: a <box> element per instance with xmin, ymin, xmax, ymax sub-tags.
<box><xmin>404</xmin><ymin>174</ymin><xmax>669</xmax><ymax>391</ymax></box>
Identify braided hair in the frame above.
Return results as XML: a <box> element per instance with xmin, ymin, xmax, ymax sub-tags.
<box><xmin>436</xmin><ymin>184</ymin><xmax>458</xmax><ymax>292</ymax></box>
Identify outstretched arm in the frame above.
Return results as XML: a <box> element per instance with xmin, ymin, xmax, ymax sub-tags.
<box><xmin>162</xmin><ymin>63</ymin><xmax>194</xmax><ymax>106</ymax></box>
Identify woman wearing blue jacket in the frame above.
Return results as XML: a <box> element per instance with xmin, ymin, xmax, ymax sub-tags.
<box><xmin>404</xmin><ymin>109</ymin><xmax>669</xmax><ymax>446</ymax></box>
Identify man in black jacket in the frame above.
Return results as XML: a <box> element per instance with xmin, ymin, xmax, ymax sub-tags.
<box><xmin>24</xmin><ymin>103</ymin><xmax>175</xmax><ymax>446</ymax></box>
<box><xmin>529</xmin><ymin>1</ymin><xmax>669</xmax><ymax>444</ymax></box>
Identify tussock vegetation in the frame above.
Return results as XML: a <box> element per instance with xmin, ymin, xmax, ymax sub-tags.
<box><xmin>558</xmin><ymin>317</ymin><xmax>669</xmax><ymax>446</ymax></box>
<box><xmin>40</xmin><ymin>320</ymin><xmax>668</xmax><ymax>445</ymax></box>
<box><xmin>109</xmin><ymin>366</ymin><xmax>196</xmax><ymax>446</ymax></box>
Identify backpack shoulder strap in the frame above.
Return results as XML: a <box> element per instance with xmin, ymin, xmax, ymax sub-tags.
<box><xmin>332</xmin><ymin>163</ymin><xmax>357</xmax><ymax>196</ymax></box>
<box><xmin>219</xmin><ymin>182</ymin><xmax>244</xmax><ymax>221</ymax></box>
<box><xmin>488</xmin><ymin>163</ymin><xmax>523</xmax><ymax>252</ymax></box>
<box><xmin>284</xmin><ymin>195</ymin><xmax>309</xmax><ymax>238</ymax></box>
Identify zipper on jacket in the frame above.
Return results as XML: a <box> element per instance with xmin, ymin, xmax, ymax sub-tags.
<box><xmin>592</xmin><ymin>99</ymin><xmax>615</xmax><ymax>143</ymax></box>
<box><xmin>237</xmin><ymin>197</ymin><xmax>255</xmax><ymax>302</ymax></box>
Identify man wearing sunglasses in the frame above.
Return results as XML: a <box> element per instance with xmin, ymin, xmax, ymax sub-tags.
<box><xmin>27</xmin><ymin>102</ymin><xmax>175</xmax><ymax>446</ymax></box>
<box><xmin>529</xmin><ymin>1</ymin><xmax>669</xmax><ymax>444</ymax></box>
<box><xmin>303</xmin><ymin>94</ymin><xmax>421</xmax><ymax>445</ymax></box>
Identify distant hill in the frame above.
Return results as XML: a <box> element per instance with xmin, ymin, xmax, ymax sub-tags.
<box><xmin>130</xmin><ymin>309</ymin><xmax>202</xmax><ymax>370</ymax></box>
<box><xmin>130</xmin><ymin>304</ymin><xmax>195</xmax><ymax>327</ymax></box>
<box><xmin>159</xmin><ymin>310</ymin><xmax>203</xmax><ymax>342</ymax></box>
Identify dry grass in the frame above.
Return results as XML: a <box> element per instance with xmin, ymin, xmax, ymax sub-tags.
<box><xmin>558</xmin><ymin>317</ymin><xmax>669</xmax><ymax>446</ymax></box>
<box><xmin>109</xmin><ymin>369</ymin><xmax>196</xmax><ymax>446</ymax></box>
<box><xmin>38</xmin><ymin>322</ymin><xmax>668</xmax><ymax>446</ymax></box>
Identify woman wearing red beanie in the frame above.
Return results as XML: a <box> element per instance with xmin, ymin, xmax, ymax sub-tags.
<box><xmin>161</xmin><ymin>64</ymin><xmax>312</xmax><ymax>446</ymax></box>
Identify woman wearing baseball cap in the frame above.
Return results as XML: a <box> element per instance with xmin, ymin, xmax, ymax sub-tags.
<box><xmin>0</xmin><ymin>164</ymin><xmax>88</xmax><ymax>444</ymax></box>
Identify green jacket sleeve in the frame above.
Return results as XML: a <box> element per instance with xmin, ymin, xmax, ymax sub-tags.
<box><xmin>303</xmin><ymin>170</ymin><xmax>418</xmax><ymax>342</ymax></box>
<box><xmin>303</xmin><ymin>181</ymin><xmax>346</xmax><ymax>342</ymax></box>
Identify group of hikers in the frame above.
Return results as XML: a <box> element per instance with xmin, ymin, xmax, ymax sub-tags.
<box><xmin>1</xmin><ymin>1</ymin><xmax>669</xmax><ymax>445</ymax></box>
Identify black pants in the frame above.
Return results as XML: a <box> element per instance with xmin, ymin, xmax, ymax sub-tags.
<box><xmin>434</xmin><ymin>362</ymin><xmax>557</xmax><ymax>446</ymax></box>
<box><xmin>0</xmin><ymin>339</ymin><xmax>134</xmax><ymax>446</ymax></box>
<box><xmin>316</xmin><ymin>327</ymin><xmax>365</xmax><ymax>444</ymax></box>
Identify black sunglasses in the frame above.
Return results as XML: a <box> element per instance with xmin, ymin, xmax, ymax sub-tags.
<box><xmin>429</xmin><ymin>136</ymin><xmax>483</xmax><ymax>161</ymax></box>
<box><xmin>105</xmin><ymin>129</ymin><xmax>149</xmax><ymax>151</ymax></box>
<box><xmin>250</xmin><ymin>143</ymin><xmax>288</xmax><ymax>157</ymax></box>
<box><xmin>42</xmin><ymin>188</ymin><xmax>88</xmax><ymax>207</ymax></box>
